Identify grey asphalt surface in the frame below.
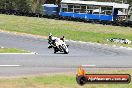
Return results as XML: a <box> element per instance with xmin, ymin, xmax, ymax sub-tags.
<box><xmin>0</xmin><ymin>32</ymin><xmax>132</xmax><ymax>76</ymax></box>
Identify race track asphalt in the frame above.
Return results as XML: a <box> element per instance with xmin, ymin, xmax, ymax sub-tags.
<box><xmin>0</xmin><ymin>32</ymin><xmax>132</xmax><ymax>77</ymax></box>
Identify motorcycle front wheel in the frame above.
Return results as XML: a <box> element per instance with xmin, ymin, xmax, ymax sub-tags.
<box><xmin>61</xmin><ymin>45</ymin><xmax>69</xmax><ymax>54</ymax></box>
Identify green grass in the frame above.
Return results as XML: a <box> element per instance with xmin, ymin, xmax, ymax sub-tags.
<box><xmin>0</xmin><ymin>48</ymin><xmax>30</xmax><ymax>53</ymax></box>
<box><xmin>0</xmin><ymin>69</ymin><xmax>132</xmax><ymax>88</ymax></box>
<box><xmin>0</xmin><ymin>14</ymin><xmax>132</xmax><ymax>47</ymax></box>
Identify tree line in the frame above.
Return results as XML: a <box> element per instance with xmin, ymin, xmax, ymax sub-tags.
<box><xmin>84</xmin><ymin>0</ymin><xmax>132</xmax><ymax>4</ymax></box>
<box><xmin>0</xmin><ymin>0</ymin><xmax>131</xmax><ymax>14</ymax></box>
<box><xmin>0</xmin><ymin>0</ymin><xmax>49</xmax><ymax>13</ymax></box>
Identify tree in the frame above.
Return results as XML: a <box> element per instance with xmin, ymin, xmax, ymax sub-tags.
<box><xmin>83</xmin><ymin>0</ymin><xmax>132</xmax><ymax>5</ymax></box>
<box><xmin>14</xmin><ymin>0</ymin><xmax>31</xmax><ymax>12</ymax></box>
<box><xmin>31</xmin><ymin>0</ymin><xmax>46</xmax><ymax>13</ymax></box>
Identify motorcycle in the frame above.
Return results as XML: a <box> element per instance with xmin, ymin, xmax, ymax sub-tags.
<box><xmin>53</xmin><ymin>39</ymin><xmax>69</xmax><ymax>54</ymax></box>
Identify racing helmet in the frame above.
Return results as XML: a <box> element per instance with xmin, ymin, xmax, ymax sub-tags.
<box><xmin>48</xmin><ymin>33</ymin><xmax>52</xmax><ymax>40</ymax></box>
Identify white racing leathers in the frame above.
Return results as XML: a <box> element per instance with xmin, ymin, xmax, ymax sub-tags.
<box><xmin>48</xmin><ymin>36</ymin><xmax>58</xmax><ymax>48</ymax></box>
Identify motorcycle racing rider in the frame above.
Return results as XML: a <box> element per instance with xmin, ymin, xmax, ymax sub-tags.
<box><xmin>48</xmin><ymin>33</ymin><xmax>66</xmax><ymax>49</ymax></box>
<box><xmin>48</xmin><ymin>33</ymin><xmax>57</xmax><ymax>49</ymax></box>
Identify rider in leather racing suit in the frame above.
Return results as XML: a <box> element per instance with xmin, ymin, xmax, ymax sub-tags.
<box><xmin>48</xmin><ymin>33</ymin><xmax>65</xmax><ymax>49</ymax></box>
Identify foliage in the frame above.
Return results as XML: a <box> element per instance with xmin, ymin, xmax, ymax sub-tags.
<box><xmin>84</xmin><ymin>0</ymin><xmax>132</xmax><ymax>5</ymax></box>
<box><xmin>0</xmin><ymin>0</ymin><xmax>61</xmax><ymax>13</ymax></box>
<box><xmin>0</xmin><ymin>0</ymin><xmax>131</xmax><ymax>14</ymax></box>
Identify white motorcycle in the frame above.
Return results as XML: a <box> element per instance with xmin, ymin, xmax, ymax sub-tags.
<box><xmin>54</xmin><ymin>39</ymin><xmax>69</xmax><ymax>54</ymax></box>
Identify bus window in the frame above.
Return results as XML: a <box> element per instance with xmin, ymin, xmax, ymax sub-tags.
<box><xmin>87</xmin><ymin>5</ymin><xmax>100</xmax><ymax>14</ymax></box>
<box><xmin>80</xmin><ymin>5</ymin><xmax>86</xmax><ymax>13</ymax></box>
<box><xmin>68</xmin><ymin>4</ymin><xmax>73</xmax><ymax>12</ymax></box>
<box><xmin>74</xmin><ymin>5</ymin><xmax>81</xmax><ymax>13</ymax></box>
<box><xmin>61</xmin><ymin>4</ymin><xmax>68</xmax><ymax>12</ymax></box>
<box><xmin>101</xmin><ymin>6</ymin><xmax>113</xmax><ymax>15</ymax></box>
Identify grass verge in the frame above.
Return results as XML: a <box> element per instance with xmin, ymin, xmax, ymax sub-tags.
<box><xmin>0</xmin><ymin>14</ymin><xmax>132</xmax><ymax>47</ymax></box>
<box><xmin>0</xmin><ymin>69</ymin><xmax>132</xmax><ymax>88</ymax></box>
<box><xmin>0</xmin><ymin>48</ymin><xmax>30</xmax><ymax>53</ymax></box>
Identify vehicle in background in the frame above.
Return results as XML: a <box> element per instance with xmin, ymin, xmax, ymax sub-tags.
<box><xmin>42</xmin><ymin>0</ymin><xmax>132</xmax><ymax>26</ymax></box>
